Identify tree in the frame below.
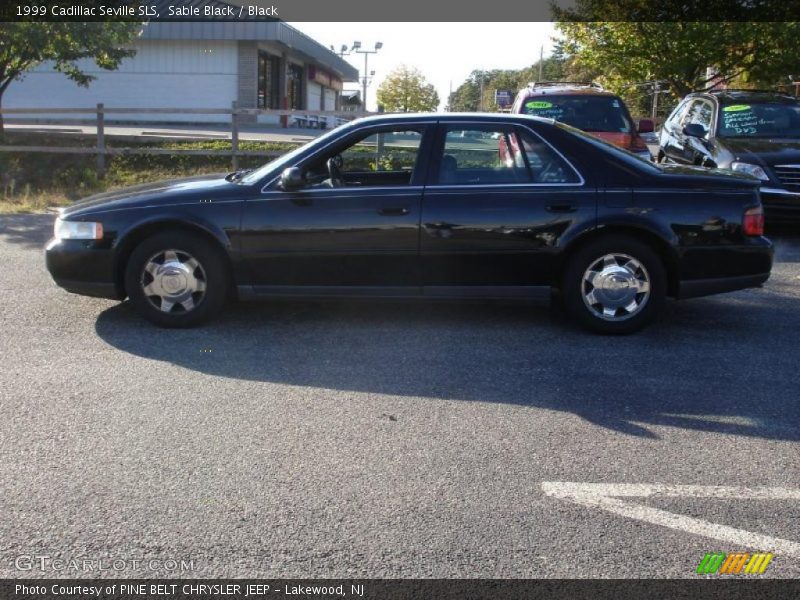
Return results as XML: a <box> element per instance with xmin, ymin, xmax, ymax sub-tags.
<box><xmin>447</xmin><ymin>73</ymin><xmax>481</xmax><ymax>112</ymax></box>
<box><xmin>448</xmin><ymin>69</ymin><xmax>523</xmax><ymax>112</ymax></box>
<box><xmin>446</xmin><ymin>45</ymin><xmax>602</xmax><ymax>113</ymax></box>
<box><xmin>0</xmin><ymin>23</ymin><xmax>140</xmax><ymax>131</ymax></box>
<box><xmin>376</xmin><ymin>65</ymin><xmax>439</xmax><ymax>113</ymax></box>
<box><xmin>554</xmin><ymin>3</ymin><xmax>800</xmax><ymax>98</ymax></box>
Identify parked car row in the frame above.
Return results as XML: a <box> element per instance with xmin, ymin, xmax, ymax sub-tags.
<box><xmin>510</xmin><ymin>82</ymin><xmax>800</xmax><ymax>225</ymax></box>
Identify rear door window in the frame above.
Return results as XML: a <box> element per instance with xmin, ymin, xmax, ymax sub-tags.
<box><xmin>435</xmin><ymin>125</ymin><xmax>581</xmax><ymax>185</ymax></box>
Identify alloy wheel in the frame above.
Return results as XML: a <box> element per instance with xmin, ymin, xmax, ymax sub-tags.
<box><xmin>581</xmin><ymin>253</ymin><xmax>651</xmax><ymax>321</ymax></box>
<box><xmin>140</xmin><ymin>249</ymin><xmax>207</xmax><ymax>314</ymax></box>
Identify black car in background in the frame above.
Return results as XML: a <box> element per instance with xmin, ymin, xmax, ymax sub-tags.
<box><xmin>46</xmin><ymin>113</ymin><xmax>772</xmax><ymax>334</ymax></box>
<box><xmin>658</xmin><ymin>90</ymin><xmax>800</xmax><ymax>222</ymax></box>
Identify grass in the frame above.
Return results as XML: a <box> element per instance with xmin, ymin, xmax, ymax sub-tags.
<box><xmin>0</xmin><ymin>133</ymin><xmax>299</xmax><ymax>213</ymax></box>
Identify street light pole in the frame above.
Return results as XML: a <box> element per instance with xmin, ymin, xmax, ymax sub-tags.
<box><xmin>362</xmin><ymin>52</ymin><xmax>369</xmax><ymax>111</ymax></box>
<box><xmin>351</xmin><ymin>41</ymin><xmax>382</xmax><ymax>112</ymax></box>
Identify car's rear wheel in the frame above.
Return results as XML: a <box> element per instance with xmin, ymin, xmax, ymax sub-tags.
<box><xmin>562</xmin><ymin>236</ymin><xmax>666</xmax><ymax>334</ymax></box>
<box><xmin>125</xmin><ymin>231</ymin><xmax>229</xmax><ymax>328</ymax></box>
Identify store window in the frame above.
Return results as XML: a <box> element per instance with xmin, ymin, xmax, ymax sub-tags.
<box><xmin>257</xmin><ymin>52</ymin><xmax>280</xmax><ymax>109</ymax></box>
<box><xmin>287</xmin><ymin>63</ymin><xmax>304</xmax><ymax>110</ymax></box>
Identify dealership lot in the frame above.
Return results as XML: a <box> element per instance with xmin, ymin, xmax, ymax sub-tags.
<box><xmin>1</xmin><ymin>213</ymin><xmax>799</xmax><ymax>578</ymax></box>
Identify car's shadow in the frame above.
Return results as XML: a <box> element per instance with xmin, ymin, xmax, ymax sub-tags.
<box><xmin>95</xmin><ymin>284</ymin><xmax>800</xmax><ymax>441</ymax></box>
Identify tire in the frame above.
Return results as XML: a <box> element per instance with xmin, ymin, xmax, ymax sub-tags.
<box><xmin>562</xmin><ymin>236</ymin><xmax>666</xmax><ymax>334</ymax></box>
<box><xmin>124</xmin><ymin>231</ymin><xmax>229</xmax><ymax>328</ymax></box>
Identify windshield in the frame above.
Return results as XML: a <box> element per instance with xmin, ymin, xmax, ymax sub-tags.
<box><xmin>521</xmin><ymin>95</ymin><xmax>634</xmax><ymax>133</ymax></box>
<box><xmin>238</xmin><ymin>124</ymin><xmax>354</xmax><ymax>185</ymax></box>
<box><xmin>718</xmin><ymin>101</ymin><xmax>800</xmax><ymax>138</ymax></box>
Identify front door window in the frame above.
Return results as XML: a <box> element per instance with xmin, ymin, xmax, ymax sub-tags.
<box><xmin>303</xmin><ymin>128</ymin><xmax>424</xmax><ymax>188</ymax></box>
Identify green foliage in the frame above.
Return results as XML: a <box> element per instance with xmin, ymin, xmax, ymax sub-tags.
<box><xmin>552</xmin><ymin>0</ymin><xmax>800</xmax><ymax>22</ymax></box>
<box><xmin>376</xmin><ymin>65</ymin><xmax>440</xmax><ymax>113</ymax></box>
<box><xmin>0</xmin><ymin>134</ymin><xmax>299</xmax><ymax>211</ymax></box>
<box><xmin>554</xmin><ymin>15</ymin><xmax>800</xmax><ymax>98</ymax></box>
<box><xmin>446</xmin><ymin>46</ymin><xmax>603</xmax><ymax>113</ymax></box>
<box><xmin>448</xmin><ymin>69</ymin><xmax>524</xmax><ymax>113</ymax></box>
<box><xmin>0</xmin><ymin>23</ymin><xmax>140</xmax><ymax>129</ymax></box>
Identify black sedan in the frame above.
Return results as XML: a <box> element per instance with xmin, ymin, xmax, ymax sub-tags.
<box><xmin>658</xmin><ymin>90</ymin><xmax>800</xmax><ymax>223</ymax></box>
<box><xmin>46</xmin><ymin>113</ymin><xmax>773</xmax><ymax>334</ymax></box>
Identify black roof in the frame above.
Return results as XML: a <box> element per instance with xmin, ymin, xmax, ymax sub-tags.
<box><xmin>352</xmin><ymin>113</ymin><xmax>556</xmax><ymax>126</ymax></box>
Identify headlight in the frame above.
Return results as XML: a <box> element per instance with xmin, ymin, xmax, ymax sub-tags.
<box><xmin>54</xmin><ymin>218</ymin><xmax>103</xmax><ymax>240</ymax></box>
<box><xmin>730</xmin><ymin>162</ymin><xmax>769</xmax><ymax>181</ymax></box>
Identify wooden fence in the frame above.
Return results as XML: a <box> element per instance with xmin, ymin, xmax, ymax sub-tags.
<box><xmin>0</xmin><ymin>103</ymin><xmax>367</xmax><ymax>176</ymax></box>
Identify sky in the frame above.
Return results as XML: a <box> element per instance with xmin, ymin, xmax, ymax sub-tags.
<box><xmin>289</xmin><ymin>22</ymin><xmax>558</xmax><ymax>111</ymax></box>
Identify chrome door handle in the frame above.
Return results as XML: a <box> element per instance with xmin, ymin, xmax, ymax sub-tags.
<box><xmin>546</xmin><ymin>204</ymin><xmax>577</xmax><ymax>213</ymax></box>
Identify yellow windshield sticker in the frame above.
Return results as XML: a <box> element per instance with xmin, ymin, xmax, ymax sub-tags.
<box><xmin>723</xmin><ymin>105</ymin><xmax>751</xmax><ymax>112</ymax></box>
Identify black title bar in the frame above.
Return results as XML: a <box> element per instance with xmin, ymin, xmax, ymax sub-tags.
<box><xmin>1</xmin><ymin>0</ymin><xmax>800</xmax><ymax>22</ymax></box>
<box><xmin>3</xmin><ymin>579</ymin><xmax>800</xmax><ymax>600</ymax></box>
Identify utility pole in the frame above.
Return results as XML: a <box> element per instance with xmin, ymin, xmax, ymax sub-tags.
<box><xmin>651</xmin><ymin>81</ymin><xmax>661</xmax><ymax>119</ymax></box>
<box><xmin>479</xmin><ymin>71</ymin><xmax>484</xmax><ymax>111</ymax></box>
<box><xmin>538</xmin><ymin>45</ymin><xmax>544</xmax><ymax>81</ymax></box>
<box><xmin>448</xmin><ymin>80</ymin><xmax>452</xmax><ymax>112</ymax></box>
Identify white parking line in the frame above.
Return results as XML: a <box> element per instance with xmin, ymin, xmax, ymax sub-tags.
<box><xmin>542</xmin><ymin>482</ymin><xmax>800</xmax><ymax>557</ymax></box>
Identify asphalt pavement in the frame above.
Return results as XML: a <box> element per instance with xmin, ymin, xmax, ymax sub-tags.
<box><xmin>1</xmin><ymin>213</ymin><xmax>799</xmax><ymax>579</ymax></box>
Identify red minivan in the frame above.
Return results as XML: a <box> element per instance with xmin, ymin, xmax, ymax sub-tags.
<box><xmin>511</xmin><ymin>82</ymin><xmax>654</xmax><ymax>160</ymax></box>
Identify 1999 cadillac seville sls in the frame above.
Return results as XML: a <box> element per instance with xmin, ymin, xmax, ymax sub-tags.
<box><xmin>45</xmin><ymin>113</ymin><xmax>773</xmax><ymax>334</ymax></box>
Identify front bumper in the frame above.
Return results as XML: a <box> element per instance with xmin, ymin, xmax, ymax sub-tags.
<box><xmin>45</xmin><ymin>238</ymin><xmax>122</xmax><ymax>300</ymax></box>
<box><xmin>761</xmin><ymin>187</ymin><xmax>800</xmax><ymax>223</ymax></box>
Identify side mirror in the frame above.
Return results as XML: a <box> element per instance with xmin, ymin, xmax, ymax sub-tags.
<box><xmin>278</xmin><ymin>167</ymin><xmax>305</xmax><ymax>191</ymax></box>
<box><xmin>683</xmin><ymin>123</ymin><xmax>707</xmax><ymax>138</ymax></box>
<box><xmin>637</xmin><ymin>119</ymin><xmax>655</xmax><ymax>134</ymax></box>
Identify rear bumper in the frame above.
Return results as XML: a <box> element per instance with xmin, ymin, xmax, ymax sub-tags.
<box><xmin>678</xmin><ymin>272</ymin><xmax>770</xmax><ymax>300</ymax></box>
<box><xmin>45</xmin><ymin>238</ymin><xmax>122</xmax><ymax>300</ymax></box>
<box><xmin>677</xmin><ymin>236</ymin><xmax>773</xmax><ymax>299</ymax></box>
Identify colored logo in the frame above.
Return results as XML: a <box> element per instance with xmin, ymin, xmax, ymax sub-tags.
<box><xmin>696</xmin><ymin>552</ymin><xmax>773</xmax><ymax>575</ymax></box>
<box><xmin>723</xmin><ymin>104</ymin><xmax>751</xmax><ymax>112</ymax></box>
<box><xmin>525</xmin><ymin>101</ymin><xmax>554</xmax><ymax>109</ymax></box>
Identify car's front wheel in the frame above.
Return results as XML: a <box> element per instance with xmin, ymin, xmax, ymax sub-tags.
<box><xmin>562</xmin><ymin>236</ymin><xmax>666</xmax><ymax>334</ymax></box>
<box><xmin>125</xmin><ymin>231</ymin><xmax>229</xmax><ymax>328</ymax></box>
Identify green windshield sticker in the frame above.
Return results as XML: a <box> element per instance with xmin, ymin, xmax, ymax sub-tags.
<box><xmin>525</xmin><ymin>101</ymin><xmax>553</xmax><ymax>109</ymax></box>
<box><xmin>723</xmin><ymin>104</ymin><xmax>751</xmax><ymax>112</ymax></box>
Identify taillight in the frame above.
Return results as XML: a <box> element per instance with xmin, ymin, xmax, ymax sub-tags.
<box><xmin>743</xmin><ymin>206</ymin><xmax>764</xmax><ymax>236</ymax></box>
